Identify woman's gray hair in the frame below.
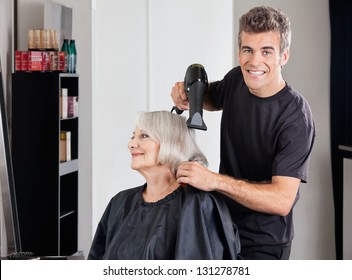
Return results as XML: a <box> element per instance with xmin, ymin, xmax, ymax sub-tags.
<box><xmin>136</xmin><ymin>110</ymin><xmax>208</xmax><ymax>172</ymax></box>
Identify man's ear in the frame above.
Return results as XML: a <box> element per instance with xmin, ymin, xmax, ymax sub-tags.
<box><xmin>281</xmin><ymin>49</ymin><xmax>290</xmax><ymax>66</ymax></box>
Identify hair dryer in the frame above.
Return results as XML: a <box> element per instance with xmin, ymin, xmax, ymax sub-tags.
<box><xmin>174</xmin><ymin>64</ymin><xmax>208</xmax><ymax>130</ymax></box>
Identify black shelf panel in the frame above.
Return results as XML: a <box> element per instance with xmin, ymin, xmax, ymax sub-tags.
<box><xmin>60</xmin><ymin>171</ymin><xmax>78</xmax><ymax>217</ymax></box>
<box><xmin>59</xmin><ymin>212</ymin><xmax>78</xmax><ymax>256</ymax></box>
<box><xmin>12</xmin><ymin>72</ymin><xmax>79</xmax><ymax>256</ymax></box>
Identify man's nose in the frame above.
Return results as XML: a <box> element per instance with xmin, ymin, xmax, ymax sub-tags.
<box><xmin>250</xmin><ymin>51</ymin><xmax>262</xmax><ymax>65</ymax></box>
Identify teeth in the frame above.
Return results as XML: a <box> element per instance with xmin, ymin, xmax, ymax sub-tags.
<box><xmin>249</xmin><ymin>70</ymin><xmax>264</xmax><ymax>76</ymax></box>
<box><xmin>132</xmin><ymin>153</ymin><xmax>143</xmax><ymax>157</ymax></box>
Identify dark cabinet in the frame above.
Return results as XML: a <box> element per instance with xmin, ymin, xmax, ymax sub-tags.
<box><xmin>11</xmin><ymin>72</ymin><xmax>79</xmax><ymax>256</ymax></box>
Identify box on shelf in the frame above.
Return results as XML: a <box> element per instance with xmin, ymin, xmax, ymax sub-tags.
<box><xmin>68</xmin><ymin>96</ymin><xmax>79</xmax><ymax>118</ymax></box>
<box><xmin>60</xmin><ymin>88</ymin><xmax>68</xmax><ymax>119</ymax></box>
<box><xmin>15</xmin><ymin>50</ymin><xmax>67</xmax><ymax>72</ymax></box>
<box><xmin>60</xmin><ymin>131</ymin><xmax>71</xmax><ymax>162</ymax></box>
<box><xmin>28</xmin><ymin>51</ymin><xmax>43</xmax><ymax>71</ymax></box>
<box><xmin>15</xmin><ymin>51</ymin><xmax>28</xmax><ymax>71</ymax></box>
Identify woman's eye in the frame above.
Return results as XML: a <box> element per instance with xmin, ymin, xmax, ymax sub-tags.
<box><xmin>141</xmin><ymin>134</ymin><xmax>149</xmax><ymax>139</ymax></box>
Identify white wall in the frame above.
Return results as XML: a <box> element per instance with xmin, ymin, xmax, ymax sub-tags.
<box><xmin>17</xmin><ymin>0</ymin><xmax>45</xmax><ymax>51</ymax></box>
<box><xmin>92</xmin><ymin>0</ymin><xmax>232</xmax><ymax>232</ymax></box>
<box><xmin>92</xmin><ymin>0</ymin><xmax>149</xmax><ymax>234</ymax></box>
<box><xmin>148</xmin><ymin>0</ymin><xmax>232</xmax><ymax>172</ymax></box>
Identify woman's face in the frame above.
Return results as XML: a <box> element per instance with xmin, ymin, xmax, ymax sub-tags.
<box><xmin>128</xmin><ymin>127</ymin><xmax>160</xmax><ymax>171</ymax></box>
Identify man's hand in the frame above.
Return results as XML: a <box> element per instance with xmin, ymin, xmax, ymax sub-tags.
<box><xmin>171</xmin><ymin>82</ymin><xmax>189</xmax><ymax>111</ymax></box>
<box><xmin>176</xmin><ymin>161</ymin><xmax>300</xmax><ymax>216</ymax></box>
<box><xmin>176</xmin><ymin>161</ymin><xmax>217</xmax><ymax>191</ymax></box>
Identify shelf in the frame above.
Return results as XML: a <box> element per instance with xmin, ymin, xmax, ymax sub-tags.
<box><xmin>60</xmin><ymin>159</ymin><xmax>79</xmax><ymax>176</ymax></box>
<box><xmin>59</xmin><ymin>73</ymin><xmax>79</xmax><ymax>78</ymax></box>
<box><xmin>61</xmin><ymin>116</ymin><xmax>78</xmax><ymax>121</ymax></box>
<box><xmin>12</xmin><ymin>72</ymin><xmax>79</xmax><ymax>256</ymax></box>
<box><xmin>60</xmin><ymin>210</ymin><xmax>75</xmax><ymax>219</ymax></box>
<box><xmin>339</xmin><ymin>145</ymin><xmax>352</xmax><ymax>153</ymax></box>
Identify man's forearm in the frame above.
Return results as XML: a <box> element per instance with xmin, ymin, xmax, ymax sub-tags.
<box><xmin>213</xmin><ymin>173</ymin><xmax>299</xmax><ymax>216</ymax></box>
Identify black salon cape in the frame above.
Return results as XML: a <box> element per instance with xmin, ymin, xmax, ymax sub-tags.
<box><xmin>88</xmin><ymin>184</ymin><xmax>240</xmax><ymax>260</ymax></box>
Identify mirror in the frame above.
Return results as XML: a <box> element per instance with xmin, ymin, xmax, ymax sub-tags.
<box><xmin>0</xmin><ymin>57</ymin><xmax>21</xmax><ymax>255</ymax></box>
<box><xmin>44</xmin><ymin>0</ymin><xmax>73</xmax><ymax>46</ymax></box>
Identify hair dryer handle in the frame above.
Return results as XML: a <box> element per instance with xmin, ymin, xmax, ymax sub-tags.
<box><xmin>171</xmin><ymin>106</ymin><xmax>184</xmax><ymax>115</ymax></box>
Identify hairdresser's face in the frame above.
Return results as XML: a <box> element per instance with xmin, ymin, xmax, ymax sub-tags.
<box><xmin>238</xmin><ymin>31</ymin><xmax>289</xmax><ymax>97</ymax></box>
<box><xmin>128</xmin><ymin>127</ymin><xmax>160</xmax><ymax>172</ymax></box>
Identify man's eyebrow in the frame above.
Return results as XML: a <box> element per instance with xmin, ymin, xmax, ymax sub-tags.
<box><xmin>261</xmin><ymin>46</ymin><xmax>276</xmax><ymax>51</ymax></box>
<box><xmin>241</xmin><ymin>45</ymin><xmax>252</xmax><ymax>50</ymax></box>
<box><xmin>241</xmin><ymin>45</ymin><xmax>276</xmax><ymax>51</ymax></box>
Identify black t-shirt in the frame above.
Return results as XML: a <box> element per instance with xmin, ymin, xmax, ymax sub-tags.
<box><xmin>210</xmin><ymin>66</ymin><xmax>315</xmax><ymax>248</ymax></box>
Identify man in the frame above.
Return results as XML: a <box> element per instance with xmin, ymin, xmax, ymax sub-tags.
<box><xmin>171</xmin><ymin>6</ymin><xmax>315</xmax><ymax>259</ymax></box>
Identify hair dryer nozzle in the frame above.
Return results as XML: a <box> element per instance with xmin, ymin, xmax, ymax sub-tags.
<box><xmin>184</xmin><ymin>64</ymin><xmax>208</xmax><ymax>130</ymax></box>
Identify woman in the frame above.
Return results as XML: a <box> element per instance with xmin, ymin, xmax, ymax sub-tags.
<box><xmin>88</xmin><ymin>110</ymin><xmax>240</xmax><ymax>259</ymax></box>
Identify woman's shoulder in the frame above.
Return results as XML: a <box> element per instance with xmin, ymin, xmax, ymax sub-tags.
<box><xmin>182</xmin><ymin>185</ymin><xmax>223</xmax><ymax>204</ymax></box>
<box><xmin>109</xmin><ymin>184</ymin><xmax>145</xmax><ymax>205</ymax></box>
